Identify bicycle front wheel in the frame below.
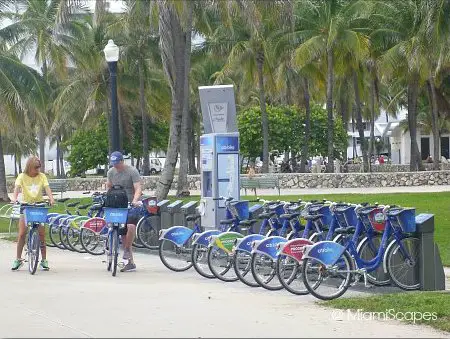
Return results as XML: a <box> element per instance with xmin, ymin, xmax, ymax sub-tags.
<box><xmin>80</xmin><ymin>227</ymin><xmax>106</xmax><ymax>256</ymax></box>
<box><xmin>234</xmin><ymin>249</ymin><xmax>258</xmax><ymax>287</ymax></box>
<box><xmin>159</xmin><ymin>239</ymin><xmax>193</xmax><ymax>272</ymax></box>
<box><xmin>49</xmin><ymin>223</ymin><xmax>64</xmax><ymax>249</ymax></box>
<box><xmin>207</xmin><ymin>246</ymin><xmax>238</xmax><ymax>282</ymax></box>
<box><xmin>386</xmin><ymin>237</ymin><xmax>420</xmax><ymax>290</ymax></box>
<box><xmin>251</xmin><ymin>252</ymin><xmax>283</xmax><ymax>290</ymax></box>
<box><xmin>112</xmin><ymin>228</ymin><xmax>119</xmax><ymax>277</ymax></box>
<box><xmin>137</xmin><ymin>216</ymin><xmax>159</xmax><ymax>250</ymax></box>
<box><xmin>277</xmin><ymin>255</ymin><xmax>308</xmax><ymax>295</ymax></box>
<box><xmin>302</xmin><ymin>250</ymin><xmax>353</xmax><ymax>300</ymax></box>
<box><xmin>28</xmin><ymin>228</ymin><xmax>40</xmax><ymax>275</ymax></box>
<box><xmin>192</xmin><ymin>243</ymin><xmax>215</xmax><ymax>279</ymax></box>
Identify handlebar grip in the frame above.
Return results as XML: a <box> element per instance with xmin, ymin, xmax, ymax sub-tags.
<box><xmin>213</xmin><ymin>197</ymin><xmax>223</xmax><ymax>201</ymax></box>
<box><xmin>82</xmin><ymin>191</ymin><xmax>91</xmax><ymax>194</ymax></box>
<box><xmin>248</xmin><ymin>200</ymin><xmax>260</xmax><ymax>203</ymax></box>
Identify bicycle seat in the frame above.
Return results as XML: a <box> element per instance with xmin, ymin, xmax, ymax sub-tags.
<box><xmin>303</xmin><ymin>214</ymin><xmax>323</xmax><ymax>221</ymax></box>
<box><xmin>57</xmin><ymin>198</ymin><xmax>70</xmax><ymax>203</ymax></box>
<box><xmin>334</xmin><ymin>226</ymin><xmax>356</xmax><ymax>235</ymax></box>
<box><xmin>258</xmin><ymin>212</ymin><xmax>276</xmax><ymax>219</ymax></box>
<box><xmin>239</xmin><ymin>219</ymin><xmax>259</xmax><ymax>227</ymax></box>
<box><xmin>220</xmin><ymin>219</ymin><xmax>234</xmax><ymax>225</ymax></box>
<box><xmin>67</xmin><ymin>202</ymin><xmax>80</xmax><ymax>208</ymax></box>
<box><xmin>186</xmin><ymin>214</ymin><xmax>201</xmax><ymax>222</ymax></box>
<box><xmin>280</xmin><ymin>213</ymin><xmax>301</xmax><ymax>220</ymax></box>
<box><xmin>78</xmin><ymin>204</ymin><xmax>90</xmax><ymax>210</ymax></box>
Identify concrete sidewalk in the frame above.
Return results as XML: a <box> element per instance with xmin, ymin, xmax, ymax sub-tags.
<box><xmin>0</xmin><ymin>240</ymin><xmax>446</xmax><ymax>338</ymax></box>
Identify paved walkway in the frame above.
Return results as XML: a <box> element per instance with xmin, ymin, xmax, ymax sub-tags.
<box><xmin>0</xmin><ymin>240</ymin><xmax>447</xmax><ymax>338</ymax></box>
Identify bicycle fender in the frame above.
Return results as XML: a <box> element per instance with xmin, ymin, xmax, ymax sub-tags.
<box><xmin>159</xmin><ymin>226</ymin><xmax>194</xmax><ymax>246</ymax></box>
<box><xmin>278</xmin><ymin>238</ymin><xmax>313</xmax><ymax>263</ymax></box>
<box><xmin>235</xmin><ymin>234</ymin><xmax>265</xmax><ymax>254</ymax></box>
<box><xmin>383</xmin><ymin>238</ymin><xmax>399</xmax><ymax>274</ymax></box>
<box><xmin>211</xmin><ymin>231</ymin><xmax>243</xmax><ymax>254</ymax></box>
<box><xmin>302</xmin><ymin>241</ymin><xmax>346</xmax><ymax>266</ymax></box>
<box><xmin>251</xmin><ymin>236</ymin><xmax>287</xmax><ymax>259</ymax></box>
<box><xmin>46</xmin><ymin>213</ymin><xmax>60</xmax><ymax>223</ymax></box>
<box><xmin>82</xmin><ymin>217</ymin><xmax>107</xmax><ymax>233</ymax></box>
<box><xmin>191</xmin><ymin>229</ymin><xmax>221</xmax><ymax>246</ymax></box>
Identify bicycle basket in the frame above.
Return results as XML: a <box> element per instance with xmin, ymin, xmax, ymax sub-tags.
<box><xmin>270</xmin><ymin>203</ymin><xmax>286</xmax><ymax>217</ymax></box>
<box><xmin>142</xmin><ymin>196</ymin><xmax>158</xmax><ymax>214</ymax></box>
<box><xmin>312</xmin><ymin>205</ymin><xmax>333</xmax><ymax>227</ymax></box>
<box><xmin>388</xmin><ymin>208</ymin><xmax>416</xmax><ymax>233</ymax></box>
<box><xmin>249</xmin><ymin>203</ymin><xmax>263</xmax><ymax>219</ymax></box>
<box><xmin>370</xmin><ymin>208</ymin><xmax>386</xmax><ymax>232</ymax></box>
<box><xmin>335</xmin><ymin>206</ymin><xmax>358</xmax><ymax>228</ymax></box>
<box><xmin>24</xmin><ymin>207</ymin><xmax>49</xmax><ymax>224</ymax></box>
<box><xmin>104</xmin><ymin>208</ymin><xmax>129</xmax><ymax>224</ymax></box>
<box><xmin>230</xmin><ymin>201</ymin><xmax>249</xmax><ymax>220</ymax></box>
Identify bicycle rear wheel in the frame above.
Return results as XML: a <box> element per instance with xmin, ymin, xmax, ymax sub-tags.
<box><xmin>277</xmin><ymin>255</ymin><xmax>308</xmax><ymax>295</ymax></box>
<box><xmin>137</xmin><ymin>216</ymin><xmax>159</xmax><ymax>250</ymax></box>
<box><xmin>66</xmin><ymin>227</ymin><xmax>86</xmax><ymax>253</ymax></box>
<box><xmin>112</xmin><ymin>228</ymin><xmax>119</xmax><ymax>276</ymax></box>
<box><xmin>357</xmin><ymin>235</ymin><xmax>390</xmax><ymax>286</ymax></box>
<box><xmin>207</xmin><ymin>246</ymin><xmax>238</xmax><ymax>282</ymax></box>
<box><xmin>28</xmin><ymin>228</ymin><xmax>40</xmax><ymax>275</ymax></box>
<box><xmin>251</xmin><ymin>252</ymin><xmax>283</xmax><ymax>290</ymax></box>
<box><xmin>302</xmin><ymin>250</ymin><xmax>353</xmax><ymax>300</ymax></box>
<box><xmin>386</xmin><ymin>237</ymin><xmax>420</xmax><ymax>290</ymax></box>
<box><xmin>59</xmin><ymin>226</ymin><xmax>73</xmax><ymax>251</ymax></box>
<box><xmin>234</xmin><ymin>249</ymin><xmax>258</xmax><ymax>287</ymax></box>
<box><xmin>192</xmin><ymin>243</ymin><xmax>215</xmax><ymax>279</ymax></box>
<box><xmin>159</xmin><ymin>239</ymin><xmax>193</xmax><ymax>272</ymax></box>
<box><xmin>80</xmin><ymin>227</ymin><xmax>106</xmax><ymax>255</ymax></box>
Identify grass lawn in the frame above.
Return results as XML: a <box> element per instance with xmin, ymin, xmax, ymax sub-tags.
<box><xmin>323</xmin><ymin>291</ymin><xmax>450</xmax><ymax>332</ymax></box>
<box><xmin>1</xmin><ymin>191</ymin><xmax>450</xmax><ymax>265</ymax></box>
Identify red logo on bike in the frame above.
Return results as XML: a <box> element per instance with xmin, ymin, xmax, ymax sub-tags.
<box><xmin>83</xmin><ymin>217</ymin><xmax>107</xmax><ymax>232</ymax></box>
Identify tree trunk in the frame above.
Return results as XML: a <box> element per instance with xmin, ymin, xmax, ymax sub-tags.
<box><xmin>156</xmin><ymin>0</ymin><xmax>186</xmax><ymax>199</ymax></box>
<box><xmin>131</xmin><ymin>156</ymin><xmax>134</xmax><ymax>167</ymax></box>
<box><xmin>59</xmin><ymin>135</ymin><xmax>65</xmax><ymax>177</ymax></box>
<box><xmin>188</xmin><ymin>115</ymin><xmax>197</xmax><ymax>174</ymax></box>
<box><xmin>0</xmin><ymin>131</ymin><xmax>10</xmax><ymax>201</ymax></box>
<box><xmin>369</xmin><ymin>79</ymin><xmax>376</xmax><ymax>170</ymax></box>
<box><xmin>326</xmin><ymin>48</ymin><xmax>334</xmax><ymax>172</ymax></box>
<box><xmin>56</xmin><ymin>136</ymin><xmax>61</xmax><ymax>177</ymax></box>
<box><xmin>39</xmin><ymin>125</ymin><xmax>46</xmax><ymax>172</ymax></box>
<box><xmin>339</xmin><ymin>90</ymin><xmax>348</xmax><ymax>132</ymax></box>
<box><xmin>139</xmin><ymin>59</ymin><xmax>150</xmax><ymax>176</ymax></box>
<box><xmin>353</xmin><ymin>71</ymin><xmax>369</xmax><ymax>172</ymax></box>
<box><xmin>18</xmin><ymin>154</ymin><xmax>22</xmax><ymax>173</ymax></box>
<box><xmin>176</xmin><ymin>2</ymin><xmax>193</xmax><ymax>196</ymax></box>
<box><xmin>256</xmin><ymin>51</ymin><xmax>269</xmax><ymax>173</ymax></box>
<box><xmin>300</xmin><ymin>78</ymin><xmax>311</xmax><ymax>173</ymax></box>
<box><xmin>14</xmin><ymin>154</ymin><xmax>17</xmax><ymax>177</ymax></box>
<box><xmin>352</xmin><ymin>109</ymin><xmax>357</xmax><ymax>158</ymax></box>
<box><xmin>427</xmin><ymin>77</ymin><xmax>440</xmax><ymax>170</ymax></box>
<box><xmin>407</xmin><ymin>75</ymin><xmax>422</xmax><ymax>171</ymax></box>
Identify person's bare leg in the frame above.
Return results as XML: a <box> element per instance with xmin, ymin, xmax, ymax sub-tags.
<box><xmin>124</xmin><ymin>224</ymin><xmax>136</xmax><ymax>263</ymax></box>
<box><xmin>16</xmin><ymin>217</ymin><xmax>26</xmax><ymax>259</ymax></box>
<box><xmin>38</xmin><ymin>225</ymin><xmax>47</xmax><ymax>260</ymax></box>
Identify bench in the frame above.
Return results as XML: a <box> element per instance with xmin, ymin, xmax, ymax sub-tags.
<box><xmin>0</xmin><ymin>204</ymin><xmax>21</xmax><ymax>234</ymax></box>
<box><xmin>241</xmin><ymin>176</ymin><xmax>280</xmax><ymax>196</ymax></box>
<box><xmin>48</xmin><ymin>180</ymin><xmax>69</xmax><ymax>198</ymax></box>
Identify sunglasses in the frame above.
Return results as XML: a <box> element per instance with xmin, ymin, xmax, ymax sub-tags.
<box><xmin>35</xmin><ymin>165</ymin><xmax>41</xmax><ymax>169</ymax></box>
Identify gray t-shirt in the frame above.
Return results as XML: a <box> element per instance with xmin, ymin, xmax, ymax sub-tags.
<box><xmin>107</xmin><ymin>165</ymin><xmax>141</xmax><ymax>202</ymax></box>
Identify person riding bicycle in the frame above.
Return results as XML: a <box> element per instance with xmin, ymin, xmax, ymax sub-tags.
<box><xmin>11</xmin><ymin>156</ymin><xmax>55</xmax><ymax>271</ymax></box>
<box><xmin>106</xmin><ymin>151</ymin><xmax>142</xmax><ymax>272</ymax></box>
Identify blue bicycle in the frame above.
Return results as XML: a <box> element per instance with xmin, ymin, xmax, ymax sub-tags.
<box><xmin>301</xmin><ymin>205</ymin><xmax>420</xmax><ymax>300</ymax></box>
<box><xmin>104</xmin><ymin>206</ymin><xmax>130</xmax><ymax>277</ymax></box>
<box><xmin>21</xmin><ymin>203</ymin><xmax>50</xmax><ymax>275</ymax></box>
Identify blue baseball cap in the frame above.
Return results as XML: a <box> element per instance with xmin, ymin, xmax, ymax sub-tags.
<box><xmin>110</xmin><ymin>151</ymin><xmax>124</xmax><ymax>165</ymax></box>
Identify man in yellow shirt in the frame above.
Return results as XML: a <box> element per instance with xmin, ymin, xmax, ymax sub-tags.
<box><xmin>11</xmin><ymin>156</ymin><xmax>55</xmax><ymax>271</ymax></box>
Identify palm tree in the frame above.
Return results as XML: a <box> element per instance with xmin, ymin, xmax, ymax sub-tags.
<box><xmin>292</xmin><ymin>0</ymin><xmax>369</xmax><ymax>172</ymax></box>
<box><xmin>1</xmin><ymin>0</ymin><xmax>87</xmax><ymax>172</ymax></box>
<box><xmin>0</xmin><ymin>52</ymin><xmax>46</xmax><ymax>200</ymax></box>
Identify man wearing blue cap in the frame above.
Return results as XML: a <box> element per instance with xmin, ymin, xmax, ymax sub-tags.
<box><xmin>107</xmin><ymin>151</ymin><xmax>142</xmax><ymax>272</ymax></box>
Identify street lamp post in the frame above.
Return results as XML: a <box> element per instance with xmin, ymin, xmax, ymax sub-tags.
<box><xmin>104</xmin><ymin>39</ymin><xmax>120</xmax><ymax>152</ymax></box>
